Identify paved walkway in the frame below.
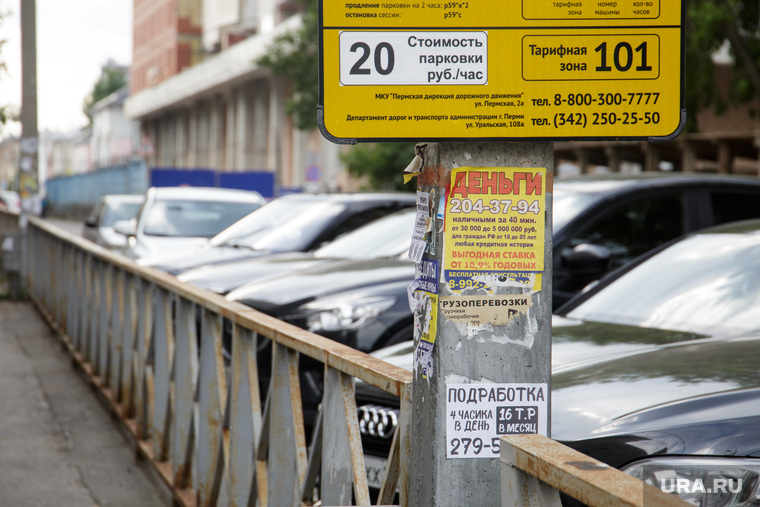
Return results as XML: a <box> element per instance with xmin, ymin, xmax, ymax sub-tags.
<box><xmin>0</xmin><ymin>301</ymin><xmax>169</xmax><ymax>507</ymax></box>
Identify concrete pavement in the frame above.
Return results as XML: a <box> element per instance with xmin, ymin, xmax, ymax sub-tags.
<box><xmin>0</xmin><ymin>301</ymin><xmax>169</xmax><ymax>507</ymax></box>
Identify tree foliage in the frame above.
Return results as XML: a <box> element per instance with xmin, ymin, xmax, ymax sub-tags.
<box><xmin>0</xmin><ymin>11</ymin><xmax>13</xmax><ymax>127</ymax></box>
<box><xmin>82</xmin><ymin>65</ymin><xmax>128</xmax><ymax>124</ymax></box>
<box><xmin>257</xmin><ymin>0</ymin><xmax>319</xmax><ymax>131</ymax></box>
<box><xmin>340</xmin><ymin>142</ymin><xmax>416</xmax><ymax>191</ymax></box>
<box><xmin>684</xmin><ymin>0</ymin><xmax>760</xmax><ymax>131</ymax></box>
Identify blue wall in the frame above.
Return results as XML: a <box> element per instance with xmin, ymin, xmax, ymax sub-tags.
<box><xmin>150</xmin><ymin>168</ymin><xmax>275</xmax><ymax>198</ymax></box>
<box><xmin>46</xmin><ymin>159</ymin><xmax>149</xmax><ymax>214</ymax></box>
<box><xmin>45</xmin><ymin>162</ymin><xmax>277</xmax><ymax>218</ymax></box>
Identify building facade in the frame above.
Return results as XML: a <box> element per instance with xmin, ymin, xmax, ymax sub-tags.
<box><xmin>131</xmin><ymin>0</ymin><xmax>204</xmax><ymax>95</ymax></box>
<box><xmin>126</xmin><ymin>1</ymin><xmax>347</xmax><ymax>194</ymax></box>
<box><xmin>90</xmin><ymin>87</ymin><xmax>140</xmax><ymax>168</ymax></box>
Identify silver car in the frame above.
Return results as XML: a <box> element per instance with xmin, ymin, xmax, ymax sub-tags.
<box><xmin>82</xmin><ymin>194</ymin><xmax>144</xmax><ymax>252</ymax></box>
<box><xmin>115</xmin><ymin>186</ymin><xmax>266</xmax><ymax>260</ymax></box>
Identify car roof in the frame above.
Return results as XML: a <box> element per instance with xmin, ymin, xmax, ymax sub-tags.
<box><xmin>273</xmin><ymin>192</ymin><xmax>417</xmax><ymax>203</ymax></box>
<box><xmin>102</xmin><ymin>194</ymin><xmax>144</xmax><ymax>203</ymax></box>
<box><xmin>693</xmin><ymin>216</ymin><xmax>760</xmax><ymax>234</ymax></box>
<box><xmin>555</xmin><ymin>172</ymin><xmax>760</xmax><ymax>196</ymax></box>
<box><xmin>146</xmin><ymin>186</ymin><xmax>265</xmax><ymax>202</ymax></box>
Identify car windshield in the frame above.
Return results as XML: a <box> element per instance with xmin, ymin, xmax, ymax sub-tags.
<box><xmin>210</xmin><ymin>197</ymin><xmax>347</xmax><ymax>251</ymax></box>
<box><xmin>566</xmin><ymin>231</ymin><xmax>760</xmax><ymax>336</ymax></box>
<box><xmin>103</xmin><ymin>201</ymin><xmax>141</xmax><ymax>226</ymax></box>
<box><xmin>314</xmin><ymin>208</ymin><xmax>416</xmax><ymax>259</ymax></box>
<box><xmin>552</xmin><ymin>186</ymin><xmax>606</xmax><ymax>232</ymax></box>
<box><xmin>143</xmin><ymin>200</ymin><xmax>261</xmax><ymax>238</ymax></box>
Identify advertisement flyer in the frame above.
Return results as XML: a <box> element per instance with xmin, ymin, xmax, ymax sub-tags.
<box><xmin>446</xmin><ymin>382</ymin><xmax>549</xmax><ymax>458</ymax></box>
<box><xmin>411</xmin><ymin>257</ymin><xmax>439</xmax><ymax>379</ymax></box>
<box><xmin>444</xmin><ymin>167</ymin><xmax>546</xmax><ymax>295</ymax></box>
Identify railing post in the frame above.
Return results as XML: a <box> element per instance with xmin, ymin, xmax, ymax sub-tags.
<box><xmin>228</xmin><ymin>325</ymin><xmax>263</xmax><ymax>506</ymax></box>
<box><xmin>196</xmin><ymin>310</ymin><xmax>227</xmax><ymax>506</ymax></box>
<box><xmin>151</xmin><ymin>287</ymin><xmax>174</xmax><ymax>461</ymax></box>
<box><xmin>172</xmin><ymin>297</ymin><xmax>198</xmax><ymax>488</ymax></box>
<box><xmin>267</xmin><ymin>342</ymin><xmax>307</xmax><ymax>506</ymax></box>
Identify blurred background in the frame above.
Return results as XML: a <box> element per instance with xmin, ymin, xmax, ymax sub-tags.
<box><xmin>0</xmin><ymin>0</ymin><xmax>758</xmax><ymax>218</ymax></box>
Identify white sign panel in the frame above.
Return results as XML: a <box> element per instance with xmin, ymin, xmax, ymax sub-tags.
<box><xmin>408</xmin><ymin>190</ymin><xmax>430</xmax><ymax>263</ymax></box>
<box><xmin>339</xmin><ymin>31</ymin><xmax>488</xmax><ymax>86</ymax></box>
<box><xmin>446</xmin><ymin>382</ymin><xmax>548</xmax><ymax>458</ymax></box>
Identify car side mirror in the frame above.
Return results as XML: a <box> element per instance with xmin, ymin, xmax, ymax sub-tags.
<box><xmin>113</xmin><ymin>219</ymin><xmax>136</xmax><ymax>237</ymax></box>
<box><xmin>84</xmin><ymin>216</ymin><xmax>98</xmax><ymax>228</ymax></box>
<box><xmin>563</xmin><ymin>243</ymin><xmax>612</xmax><ymax>275</ymax></box>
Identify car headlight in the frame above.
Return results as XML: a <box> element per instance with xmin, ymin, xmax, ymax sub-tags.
<box><xmin>622</xmin><ymin>457</ymin><xmax>760</xmax><ymax>506</ymax></box>
<box><xmin>302</xmin><ymin>296</ymin><xmax>396</xmax><ymax>332</ymax></box>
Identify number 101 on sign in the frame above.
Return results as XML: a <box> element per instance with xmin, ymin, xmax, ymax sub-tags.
<box><xmin>339</xmin><ymin>31</ymin><xmax>488</xmax><ymax>86</ymax></box>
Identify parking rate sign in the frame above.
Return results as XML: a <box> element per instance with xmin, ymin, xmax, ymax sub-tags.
<box><xmin>318</xmin><ymin>1</ymin><xmax>684</xmax><ymax>143</ymax></box>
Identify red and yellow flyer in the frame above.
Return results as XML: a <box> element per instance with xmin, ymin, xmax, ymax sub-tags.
<box><xmin>444</xmin><ymin>167</ymin><xmax>546</xmax><ymax>293</ymax></box>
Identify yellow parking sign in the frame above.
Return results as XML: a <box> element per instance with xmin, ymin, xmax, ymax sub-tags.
<box><xmin>319</xmin><ymin>1</ymin><xmax>684</xmax><ymax>142</ymax></box>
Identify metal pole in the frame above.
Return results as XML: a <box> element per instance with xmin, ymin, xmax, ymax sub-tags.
<box><xmin>409</xmin><ymin>141</ymin><xmax>554</xmax><ymax>506</ymax></box>
<box><xmin>18</xmin><ymin>0</ymin><xmax>39</xmax><ymax>297</ymax></box>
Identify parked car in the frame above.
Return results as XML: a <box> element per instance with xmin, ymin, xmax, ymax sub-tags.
<box><xmin>226</xmin><ymin>173</ymin><xmax>760</xmax><ymax>373</ymax></box>
<box><xmin>82</xmin><ymin>194</ymin><xmax>144</xmax><ymax>251</ymax></box>
<box><xmin>116</xmin><ymin>186</ymin><xmax>266</xmax><ymax>260</ymax></box>
<box><xmin>178</xmin><ymin>206</ymin><xmax>417</xmax><ymax>295</ymax></box>
<box><xmin>225</xmin><ymin>257</ymin><xmax>415</xmax><ymax>419</ymax></box>
<box><xmin>356</xmin><ymin>219</ymin><xmax>760</xmax><ymax>503</ymax></box>
<box><xmin>0</xmin><ymin>190</ymin><xmax>21</xmax><ymax>214</ymax></box>
<box><xmin>139</xmin><ymin>192</ymin><xmax>417</xmax><ymax>274</ymax></box>
<box><xmin>551</xmin><ymin>172</ymin><xmax>760</xmax><ymax>308</ymax></box>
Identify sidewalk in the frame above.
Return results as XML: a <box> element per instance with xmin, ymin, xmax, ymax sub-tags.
<box><xmin>0</xmin><ymin>301</ymin><xmax>169</xmax><ymax>507</ymax></box>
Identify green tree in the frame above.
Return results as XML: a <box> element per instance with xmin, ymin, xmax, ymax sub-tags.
<box><xmin>340</xmin><ymin>142</ymin><xmax>416</xmax><ymax>191</ymax></box>
<box><xmin>0</xmin><ymin>11</ymin><xmax>14</xmax><ymax>127</ymax></box>
<box><xmin>258</xmin><ymin>0</ymin><xmax>414</xmax><ymax>189</ymax></box>
<box><xmin>82</xmin><ymin>64</ymin><xmax>128</xmax><ymax>124</ymax></box>
<box><xmin>257</xmin><ymin>0</ymin><xmax>318</xmax><ymax>131</ymax></box>
<box><xmin>684</xmin><ymin>0</ymin><xmax>760</xmax><ymax>131</ymax></box>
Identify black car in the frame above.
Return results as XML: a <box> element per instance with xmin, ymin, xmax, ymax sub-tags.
<box><xmin>227</xmin><ymin>259</ymin><xmax>415</xmax><ymax>354</ymax></box>
<box><xmin>218</xmin><ymin>210</ymin><xmax>418</xmax><ymax>416</ymax></box>
<box><xmin>139</xmin><ymin>192</ymin><xmax>416</xmax><ymax>274</ymax></box>
<box><xmin>178</xmin><ymin>207</ymin><xmax>417</xmax><ymax>296</ymax></box>
<box><xmin>356</xmin><ymin>219</ymin><xmax>760</xmax><ymax>503</ymax></box>
<box><xmin>180</xmin><ymin>173</ymin><xmax>760</xmax><ymax>308</ymax></box>
<box><xmin>551</xmin><ymin>172</ymin><xmax>760</xmax><ymax>308</ymax></box>
<box><xmin>225</xmin><ymin>259</ymin><xmax>415</xmax><ymax>418</ymax></box>
<box><xmin>226</xmin><ymin>173</ymin><xmax>760</xmax><ymax>368</ymax></box>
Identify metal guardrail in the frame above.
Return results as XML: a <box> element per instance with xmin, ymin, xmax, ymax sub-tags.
<box><xmin>500</xmin><ymin>435</ymin><xmax>689</xmax><ymax>507</ymax></box>
<box><xmin>24</xmin><ymin>216</ymin><xmax>412</xmax><ymax>507</ymax></box>
<box><xmin>0</xmin><ymin>209</ymin><xmax>18</xmax><ymax>230</ymax></box>
<box><xmin>20</xmin><ymin>214</ymin><xmax>689</xmax><ymax>507</ymax></box>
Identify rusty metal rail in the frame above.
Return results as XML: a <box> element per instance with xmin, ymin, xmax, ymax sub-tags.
<box><xmin>17</xmin><ymin>213</ymin><xmax>690</xmax><ymax>507</ymax></box>
<box><xmin>0</xmin><ymin>209</ymin><xmax>18</xmax><ymax>230</ymax></box>
<box><xmin>500</xmin><ymin>435</ymin><xmax>689</xmax><ymax>507</ymax></box>
<box><xmin>25</xmin><ymin>216</ymin><xmax>412</xmax><ymax>507</ymax></box>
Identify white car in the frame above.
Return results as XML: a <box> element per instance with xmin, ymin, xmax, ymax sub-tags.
<box><xmin>0</xmin><ymin>190</ymin><xmax>21</xmax><ymax>214</ymax></box>
<box><xmin>116</xmin><ymin>186</ymin><xmax>265</xmax><ymax>261</ymax></box>
<box><xmin>82</xmin><ymin>194</ymin><xmax>144</xmax><ymax>252</ymax></box>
